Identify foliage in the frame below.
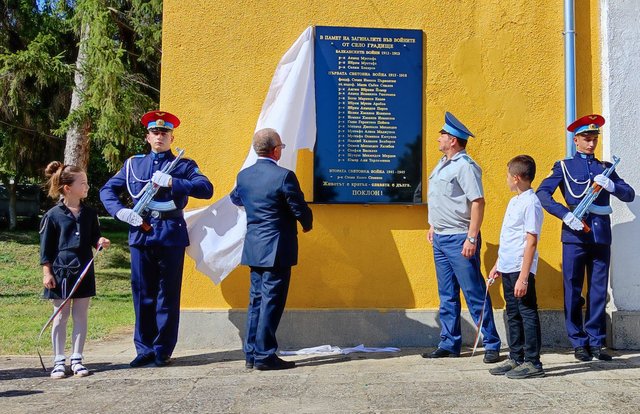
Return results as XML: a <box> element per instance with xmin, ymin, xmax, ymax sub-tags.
<box><xmin>0</xmin><ymin>1</ymin><xmax>72</xmax><ymax>183</ymax></box>
<box><xmin>0</xmin><ymin>1</ymin><xmax>162</xmax><ymax>220</ymax></box>
<box><xmin>56</xmin><ymin>0</ymin><xmax>162</xmax><ymax>170</ymax></box>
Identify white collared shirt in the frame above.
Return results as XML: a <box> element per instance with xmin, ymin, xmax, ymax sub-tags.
<box><xmin>497</xmin><ymin>189</ymin><xmax>544</xmax><ymax>274</ymax></box>
<box><xmin>257</xmin><ymin>156</ymin><xmax>278</xmax><ymax>164</ymax></box>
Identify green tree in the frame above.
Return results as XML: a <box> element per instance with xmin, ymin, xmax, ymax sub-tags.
<box><xmin>0</xmin><ymin>1</ymin><xmax>162</xmax><ymax>227</ymax></box>
<box><xmin>59</xmin><ymin>0</ymin><xmax>162</xmax><ymax>171</ymax></box>
<box><xmin>0</xmin><ymin>1</ymin><xmax>72</xmax><ymax>230</ymax></box>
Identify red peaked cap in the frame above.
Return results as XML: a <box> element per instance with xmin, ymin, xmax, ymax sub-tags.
<box><xmin>567</xmin><ymin>114</ymin><xmax>605</xmax><ymax>134</ymax></box>
<box><xmin>141</xmin><ymin>110</ymin><xmax>181</xmax><ymax>131</ymax></box>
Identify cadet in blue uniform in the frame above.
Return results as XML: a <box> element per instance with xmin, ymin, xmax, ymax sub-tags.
<box><xmin>536</xmin><ymin>114</ymin><xmax>635</xmax><ymax>361</ymax></box>
<box><xmin>100</xmin><ymin>111</ymin><xmax>213</xmax><ymax>367</ymax></box>
<box><xmin>423</xmin><ymin>112</ymin><xmax>501</xmax><ymax>363</ymax></box>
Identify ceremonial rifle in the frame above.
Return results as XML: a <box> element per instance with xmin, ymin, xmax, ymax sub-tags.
<box><xmin>132</xmin><ymin>148</ymin><xmax>185</xmax><ymax>232</ymax></box>
<box><xmin>572</xmin><ymin>156</ymin><xmax>620</xmax><ymax>233</ymax></box>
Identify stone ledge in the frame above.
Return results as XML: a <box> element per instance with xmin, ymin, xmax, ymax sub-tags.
<box><xmin>611</xmin><ymin>311</ymin><xmax>640</xmax><ymax>350</ymax></box>
<box><xmin>178</xmin><ymin>309</ymin><xmax>571</xmax><ymax>350</ymax></box>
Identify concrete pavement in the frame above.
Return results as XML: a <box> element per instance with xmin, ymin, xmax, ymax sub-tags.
<box><xmin>2</xmin><ymin>330</ymin><xmax>640</xmax><ymax>413</ymax></box>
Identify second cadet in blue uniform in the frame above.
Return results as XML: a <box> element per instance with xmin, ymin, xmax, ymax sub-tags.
<box><xmin>536</xmin><ymin>114</ymin><xmax>635</xmax><ymax>361</ymax></box>
<box><xmin>100</xmin><ymin>111</ymin><xmax>213</xmax><ymax>367</ymax></box>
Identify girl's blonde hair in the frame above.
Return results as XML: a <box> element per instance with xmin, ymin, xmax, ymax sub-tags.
<box><xmin>44</xmin><ymin>161</ymin><xmax>84</xmax><ymax>199</ymax></box>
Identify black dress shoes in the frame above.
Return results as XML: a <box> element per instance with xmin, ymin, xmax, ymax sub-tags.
<box><xmin>130</xmin><ymin>353</ymin><xmax>155</xmax><ymax>368</ymax></box>
<box><xmin>254</xmin><ymin>356</ymin><xmax>296</xmax><ymax>371</ymax></box>
<box><xmin>590</xmin><ymin>347</ymin><xmax>613</xmax><ymax>361</ymax></box>
<box><xmin>154</xmin><ymin>354</ymin><xmax>171</xmax><ymax>367</ymax></box>
<box><xmin>245</xmin><ymin>358</ymin><xmax>254</xmax><ymax>369</ymax></box>
<box><xmin>483</xmin><ymin>350</ymin><xmax>500</xmax><ymax>364</ymax></box>
<box><xmin>421</xmin><ymin>347</ymin><xmax>459</xmax><ymax>358</ymax></box>
<box><xmin>574</xmin><ymin>346</ymin><xmax>592</xmax><ymax>361</ymax></box>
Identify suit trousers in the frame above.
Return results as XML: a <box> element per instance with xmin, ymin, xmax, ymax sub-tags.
<box><xmin>130</xmin><ymin>245</ymin><xmax>185</xmax><ymax>358</ymax></box>
<box><xmin>433</xmin><ymin>233</ymin><xmax>501</xmax><ymax>354</ymax></box>
<box><xmin>562</xmin><ymin>242</ymin><xmax>610</xmax><ymax>348</ymax></box>
<box><xmin>244</xmin><ymin>266</ymin><xmax>292</xmax><ymax>362</ymax></box>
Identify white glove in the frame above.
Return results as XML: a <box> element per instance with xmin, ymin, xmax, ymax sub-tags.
<box><xmin>152</xmin><ymin>171</ymin><xmax>172</xmax><ymax>187</ymax></box>
<box><xmin>116</xmin><ymin>208</ymin><xmax>143</xmax><ymax>226</ymax></box>
<box><xmin>563</xmin><ymin>212</ymin><xmax>584</xmax><ymax>231</ymax></box>
<box><xmin>594</xmin><ymin>174</ymin><xmax>615</xmax><ymax>193</ymax></box>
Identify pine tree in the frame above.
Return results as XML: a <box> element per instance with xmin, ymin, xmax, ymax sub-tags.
<box><xmin>0</xmin><ymin>1</ymin><xmax>72</xmax><ymax>230</ymax></box>
<box><xmin>59</xmin><ymin>0</ymin><xmax>162</xmax><ymax>170</ymax></box>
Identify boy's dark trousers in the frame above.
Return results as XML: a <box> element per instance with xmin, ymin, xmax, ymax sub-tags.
<box><xmin>502</xmin><ymin>272</ymin><xmax>542</xmax><ymax>366</ymax></box>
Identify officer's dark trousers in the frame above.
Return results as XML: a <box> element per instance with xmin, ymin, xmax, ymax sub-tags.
<box><xmin>130</xmin><ymin>246</ymin><xmax>185</xmax><ymax>358</ymax></box>
<box><xmin>562</xmin><ymin>242</ymin><xmax>610</xmax><ymax>348</ymax></box>
<box><xmin>244</xmin><ymin>266</ymin><xmax>291</xmax><ymax>363</ymax></box>
<box><xmin>501</xmin><ymin>272</ymin><xmax>542</xmax><ymax>366</ymax></box>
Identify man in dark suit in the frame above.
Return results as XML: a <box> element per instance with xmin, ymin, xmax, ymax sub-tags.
<box><xmin>230</xmin><ymin>128</ymin><xmax>313</xmax><ymax>370</ymax></box>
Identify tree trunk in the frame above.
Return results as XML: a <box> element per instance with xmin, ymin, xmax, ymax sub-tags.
<box><xmin>64</xmin><ymin>23</ymin><xmax>91</xmax><ymax>170</ymax></box>
<box><xmin>7</xmin><ymin>181</ymin><xmax>17</xmax><ymax>231</ymax></box>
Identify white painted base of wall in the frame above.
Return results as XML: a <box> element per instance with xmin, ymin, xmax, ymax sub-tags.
<box><xmin>178</xmin><ymin>309</ymin><xmax>581</xmax><ymax>351</ymax></box>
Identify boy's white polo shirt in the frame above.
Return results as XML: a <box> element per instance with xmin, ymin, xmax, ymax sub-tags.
<box><xmin>497</xmin><ymin>189</ymin><xmax>544</xmax><ymax>275</ymax></box>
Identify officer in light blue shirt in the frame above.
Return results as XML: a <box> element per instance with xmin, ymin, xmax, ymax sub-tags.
<box><xmin>423</xmin><ymin>112</ymin><xmax>501</xmax><ymax>363</ymax></box>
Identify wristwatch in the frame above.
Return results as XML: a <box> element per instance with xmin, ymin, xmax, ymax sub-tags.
<box><xmin>466</xmin><ymin>236</ymin><xmax>476</xmax><ymax>245</ymax></box>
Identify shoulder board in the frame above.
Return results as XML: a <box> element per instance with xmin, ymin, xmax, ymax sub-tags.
<box><xmin>461</xmin><ymin>154</ymin><xmax>475</xmax><ymax>164</ymax></box>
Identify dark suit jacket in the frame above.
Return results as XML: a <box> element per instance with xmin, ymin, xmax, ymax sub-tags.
<box><xmin>230</xmin><ymin>159</ymin><xmax>313</xmax><ymax>267</ymax></box>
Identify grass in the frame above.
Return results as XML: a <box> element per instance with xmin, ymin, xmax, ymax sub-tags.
<box><xmin>0</xmin><ymin>218</ymin><xmax>134</xmax><ymax>355</ymax></box>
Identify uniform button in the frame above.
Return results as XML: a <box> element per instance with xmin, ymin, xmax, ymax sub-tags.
<box><xmin>75</xmin><ymin>232</ymin><xmax>79</xmax><ymax>235</ymax></box>
<box><xmin>154</xmin><ymin>160</ymin><xmax>158</xmax><ymax>164</ymax></box>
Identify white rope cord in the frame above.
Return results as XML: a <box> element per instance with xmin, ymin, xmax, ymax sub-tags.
<box><xmin>125</xmin><ymin>158</ymin><xmax>150</xmax><ymax>199</ymax></box>
<box><xmin>560</xmin><ymin>160</ymin><xmax>591</xmax><ymax>199</ymax></box>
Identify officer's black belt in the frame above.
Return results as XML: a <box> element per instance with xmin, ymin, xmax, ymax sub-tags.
<box><xmin>141</xmin><ymin>209</ymin><xmax>184</xmax><ymax>219</ymax></box>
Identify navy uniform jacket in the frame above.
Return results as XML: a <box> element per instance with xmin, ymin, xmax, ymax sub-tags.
<box><xmin>230</xmin><ymin>159</ymin><xmax>313</xmax><ymax>267</ymax></box>
<box><xmin>40</xmin><ymin>202</ymin><xmax>101</xmax><ymax>299</ymax></box>
<box><xmin>100</xmin><ymin>151</ymin><xmax>213</xmax><ymax>247</ymax></box>
<box><xmin>536</xmin><ymin>153</ymin><xmax>635</xmax><ymax>245</ymax></box>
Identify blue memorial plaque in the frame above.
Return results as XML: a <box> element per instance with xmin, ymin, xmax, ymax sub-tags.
<box><xmin>314</xmin><ymin>26</ymin><xmax>423</xmax><ymax>204</ymax></box>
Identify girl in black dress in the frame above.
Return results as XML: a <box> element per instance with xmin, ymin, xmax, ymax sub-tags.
<box><xmin>40</xmin><ymin>161</ymin><xmax>110</xmax><ymax>378</ymax></box>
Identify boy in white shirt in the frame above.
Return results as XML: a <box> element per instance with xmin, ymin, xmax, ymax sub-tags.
<box><xmin>488</xmin><ymin>155</ymin><xmax>545</xmax><ymax>379</ymax></box>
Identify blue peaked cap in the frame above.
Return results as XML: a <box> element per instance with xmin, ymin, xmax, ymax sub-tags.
<box><xmin>441</xmin><ymin>111</ymin><xmax>475</xmax><ymax>140</ymax></box>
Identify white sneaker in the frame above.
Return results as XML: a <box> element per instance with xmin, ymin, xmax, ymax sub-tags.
<box><xmin>50</xmin><ymin>363</ymin><xmax>66</xmax><ymax>379</ymax></box>
<box><xmin>71</xmin><ymin>358</ymin><xmax>89</xmax><ymax>377</ymax></box>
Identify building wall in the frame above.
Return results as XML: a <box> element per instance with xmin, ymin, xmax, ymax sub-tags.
<box><xmin>600</xmin><ymin>0</ymin><xmax>640</xmax><ymax>348</ymax></box>
<box><xmin>161</xmin><ymin>1</ymin><xmax>602</xmax><ymax>313</ymax></box>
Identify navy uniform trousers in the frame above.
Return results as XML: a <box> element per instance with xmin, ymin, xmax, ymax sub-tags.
<box><xmin>130</xmin><ymin>245</ymin><xmax>185</xmax><ymax>358</ymax></box>
<box><xmin>562</xmin><ymin>243</ymin><xmax>611</xmax><ymax>348</ymax></box>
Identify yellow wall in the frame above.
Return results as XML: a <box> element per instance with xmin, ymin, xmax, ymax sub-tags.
<box><xmin>161</xmin><ymin>0</ymin><xmax>601</xmax><ymax>310</ymax></box>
